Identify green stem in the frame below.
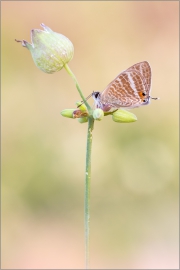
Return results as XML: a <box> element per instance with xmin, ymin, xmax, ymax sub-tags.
<box><xmin>64</xmin><ymin>64</ymin><xmax>92</xmax><ymax>114</ymax></box>
<box><xmin>64</xmin><ymin>63</ymin><xmax>94</xmax><ymax>268</ymax></box>
<box><xmin>85</xmin><ymin>116</ymin><xmax>94</xmax><ymax>269</ymax></box>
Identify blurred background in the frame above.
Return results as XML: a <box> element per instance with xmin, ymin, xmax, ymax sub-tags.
<box><xmin>2</xmin><ymin>1</ymin><xmax>179</xmax><ymax>269</ymax></box>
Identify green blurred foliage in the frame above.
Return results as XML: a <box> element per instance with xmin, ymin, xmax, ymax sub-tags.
<box><xmin>2</xmin><ymin>1</ymin><xmax>179</xmax><ymax>269</ymax></box>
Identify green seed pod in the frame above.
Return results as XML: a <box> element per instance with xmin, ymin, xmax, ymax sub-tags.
<box><xmin>93</xmin><ymin>108</ymin><xmax>104</xmax><ymax>121</ymax></box>
<box><xmin>78</xmin><ymin>117</ymin><xmax>88</xmax><ymax>124</ymax></box>
<box><xmin>15</xmin><ymin>23</ymin><xmax>74</xmax><ymax>74</ymax></box>
<box><xmin>112</xmin><ymin>109</ymin><xmax>137</xmax><ymax>123</ymax></box>
<box><xmin>60</xmin><ymin>109</ymin><xmax>74</xmax><ymax>118</ymax></box>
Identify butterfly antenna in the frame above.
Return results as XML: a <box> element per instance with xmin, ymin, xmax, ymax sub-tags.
<box><xmin>77</xmin><ymin>93</ymin><xmax>93</xmax><ymax>108</ymax></box>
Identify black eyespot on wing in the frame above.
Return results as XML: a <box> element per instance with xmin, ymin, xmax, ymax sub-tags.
<box><xmin>142</xmin><ymin>92</ymin><xmax>146</xmax><ymax>96</ymax></box>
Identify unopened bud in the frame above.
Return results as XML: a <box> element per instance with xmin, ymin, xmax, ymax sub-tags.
<box><xmin>112</xmin><ymin>109</ymin><xmax>137</xmax><ymax>123</ymax></box>
<box><xmin>78</xmin><ymin>117</ymin><xmax>88</xmax><ymax>124</ymax></box>
<box><xmin>15</xmin><ymin>23</ymin><xmax>74</xmax><ymax>74</ymax></box>
<box><xmin>75</xmin><ymin>101</ymin><xmax>87</xmax><ymax>111</ymax></box>
<box><xmin>73</xmin><ymin>109</ymin><xmax>89</xmax><ymax>119</ymax></box>
<box><xmin>93</xmin><ymin>108</ymin><xmax>104</xmax><ymax>121</ymax></box>
<box><xmin>61</xmin><ymin>109</ymin><xmax>74</xmax><ymax>118</ymax></box>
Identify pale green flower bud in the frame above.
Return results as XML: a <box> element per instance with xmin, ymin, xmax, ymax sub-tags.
<box><xmin>78</xmin><ymin>117</ymin><xmax>88</xmax><ymax>124</ymax></box>
<box><xmin>75</xmin><ymin>101</ymin><xmax>87</xmax><ymax>111</ymax></box>
<box><xmin>61</xmin><ymin>109</ymin><xmax>74</xmax><ymax>118</ymax></box>
<box><xmin>112</xmin><ymin>109</ymin><xmax>137</xmax><ymax>123</ymax></box>
<box><xmin>93</xmin><ymin>108</ymin><xmax>104</xmax><ymax>121</ymax></box>
<box><xmin>15</xmin><ymin>23</ymin><xmax>74</xmax><ymax>74</ymax></box>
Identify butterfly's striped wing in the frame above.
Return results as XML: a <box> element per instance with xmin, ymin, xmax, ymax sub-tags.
<box><xmin>100</xmin><ymin>61</ymin><xmax>151</xmax><ymax>109</ymax></box>
<box><xmin>126</xmin><ymin>61</ymin><xmax>151</xmax><ymax>93</ymax></box>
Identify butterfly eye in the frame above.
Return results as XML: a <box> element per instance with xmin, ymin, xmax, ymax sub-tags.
<box><xmin>94</xmin><ymin>92</ymin><xmax>100</xmax><ymax>99</ymax></box>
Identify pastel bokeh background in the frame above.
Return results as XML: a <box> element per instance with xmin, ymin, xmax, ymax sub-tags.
<box><xmin>2</xmin><ymin>1</ymin><xmax>179</xmax><ymax>269</ymax></box>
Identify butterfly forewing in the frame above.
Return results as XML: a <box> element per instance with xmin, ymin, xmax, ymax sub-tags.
<box><xmin>100</xmin><ymin>61</ymin><xmax>151</xmax><ymax>109</ymax></box>
<box><xmin>126</xmin><ymin>61</ymin><xmax>151</xmax><ymax>92</ymax></box>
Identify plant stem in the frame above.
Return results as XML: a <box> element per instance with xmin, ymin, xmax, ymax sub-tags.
<box><xmin>85</xmin><ymin>116</ymin><xmax>94</xmax><ymax>269</ymax></box>
<box><xmin>64</xmin><ymin>64</ymin><xmax>92</xmax><ymax>114</ymax></box>
<box><xmin>64</xmin><ymin>63</ymin><xmax>94</xmax><ymax>268</ymax></box>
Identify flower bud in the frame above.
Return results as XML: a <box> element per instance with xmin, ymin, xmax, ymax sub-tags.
<box><xmin>75</xmin><ymin>101</ymin><xmax>87</xmax><ymax>111</ymax></box>
<box><xmin>61</xmin><ymin>109</ymin><xmax>74</xmax><ymax>118</ymax></box>
<box><xmin>78</xmin><ymin>117</ymin><xmax>88</xmax><ymax>124</ymax></box>
<box><xmin>15</xmin><ymin>23</ymin><xmax>74</xmax><ymax>74</ymax></box>
<box><xmin>112</xmin><ymin>109</ymin><xmax>137</xmax><ymax>123</ymax></box>
<box><xmin>73</xmin><ymin>109</ymin><xmax>89</xmax><ymax>119</ymax></box>
<box><xmin>93</xmin><ymin>108</ymin><xmax>104</xmax><ymax>121</ymax></box>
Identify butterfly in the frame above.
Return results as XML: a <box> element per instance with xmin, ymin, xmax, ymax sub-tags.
<box><xmin>88</xmin><ymin>61</ymin><xmax>158</xmax><ymax>112</ymax></box>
